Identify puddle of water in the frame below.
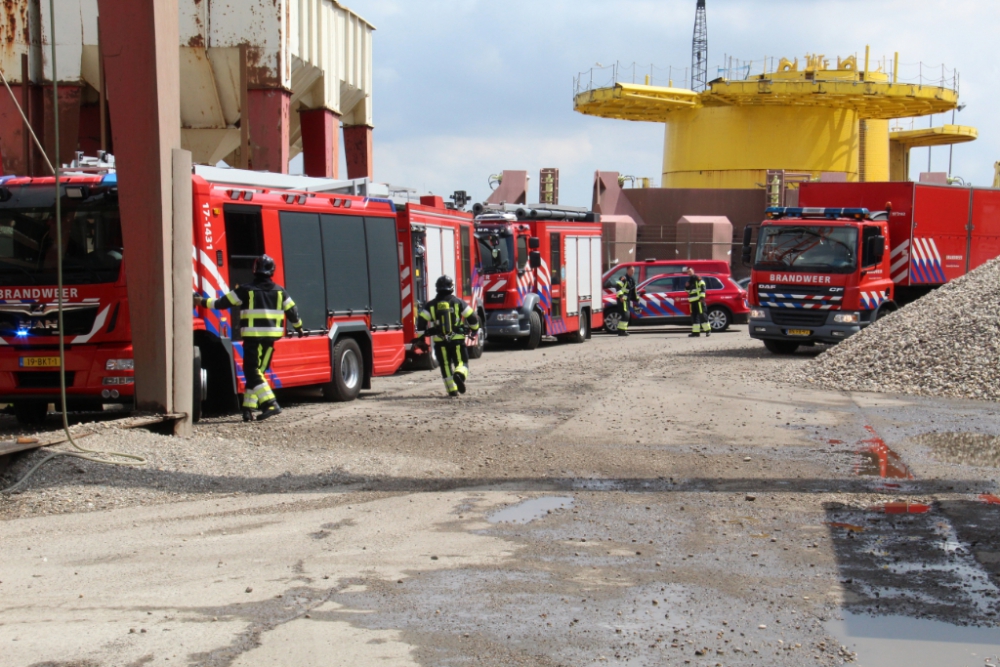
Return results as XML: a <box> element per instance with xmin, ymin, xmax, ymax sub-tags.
<box><xmin>917</xmin><ymin>432</ymin><xmax>1000</xmax><ymax>468</ymax></box>
<box><xmin>869</xmin><ymin>502</ymin><xmax>931</xmax><ymax>515</ymax></box>
<box><xmin>487</xmin><ymin>497</ymin><xmax>574</xmax><ymax>525</ymax></box>
<box><xmin>856</xmin><ymin>426</ymin><xmax>914</xmax><ymax>480</ymax></box>
<box><xmin>827</xmin><ymin>612</ymin><xmax>1000</xmax><ymax>667</ymax></box>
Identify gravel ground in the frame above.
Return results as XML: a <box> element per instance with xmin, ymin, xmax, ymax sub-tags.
<box><xmin>792</xmin><ymin>258</ymin><xmax>1000</xmax><ymax>401</ymax></box>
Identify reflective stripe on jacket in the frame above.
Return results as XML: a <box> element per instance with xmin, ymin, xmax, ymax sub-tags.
<box><xmin>418</xmin><ymin>295</ymin><xmax>480</xmax><ymax>342</ymax></box>
<box><xmin>205</xmin><ymin>278</ymin><xmax>303</xmax><ymax>338</ymax></box>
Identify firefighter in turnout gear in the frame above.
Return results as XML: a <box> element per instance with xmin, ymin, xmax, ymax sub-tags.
<box><xmin>194</xmin><ymin>255</ymin><xmax>303</xmax><ymax>421</ymax></box>
<box><xmin>417</xmin><ymin>276</ymin><xmax>480</xmax><ymax>397</ymax></box>
<box><xmin>614</xmin><ymin>266</ymin><xmax>640</xmax><ymax>336</ymax></box>
<box><xmin>686</xmin><ymin>267</ymin><xmax>710</xmax><ymax>337</ymax></box>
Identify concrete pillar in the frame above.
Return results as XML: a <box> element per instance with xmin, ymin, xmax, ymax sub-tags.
<box><xmin>98</xmin><ymin>0</ymin><xmax>181</xmax><ymax>414</ymax></box>
<box><xmin>172</xmin><ymin>149</ymin><xmax>193</xmax><ymax>435</ymax></box>
<box><xmin>299</xmin><ymin>108</ymin><xmax>340</xmax><ymax>179</ymax></box>
<box><xmin>343</xmin><ymin>124</ymin><xmax>373</xmax><ymax>180</ymax></box>
<box><xmin>247</xmin><ymin>89</ymin><xmax>290</xmax><ymax>173</ymax></box>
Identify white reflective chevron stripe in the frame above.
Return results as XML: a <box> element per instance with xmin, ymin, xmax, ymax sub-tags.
<box><xmin>401</xmin><ymin>285</ymin><xmax>411</xmax><ymax>299</ymax></box>
<box><xmin>401</xmin><ymin>266</ymin><xmax>410</xmax><ymax>280</ymax></box>
<box><xmin>890</xmin><ymin>239</ymin><xmax>910</xmax><ymax>258</ymax></box>
<box><xmin>488</xmin><ymin>280</ymin><xmax>507</xmax><ymax>292</ymax></box>
<box><xmin>402</xmin><ymin>303</ymin><xmax>412</xmax><ymax>317</ymax></box>
<box><xmin>71</xmin><ymin>305</ymin><xmax>111</xmax><ymax>344</ymax></box>
<box><xmin>197</xmin><ymin>248</ymin><xmax>230</xmax><ymax>295</ymax></box>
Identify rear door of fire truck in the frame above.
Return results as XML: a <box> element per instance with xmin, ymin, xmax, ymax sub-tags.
<box><xmin>969</xmin><ymin>188</ymin><xmax>1000</xmax><ymax>272</ymax></box>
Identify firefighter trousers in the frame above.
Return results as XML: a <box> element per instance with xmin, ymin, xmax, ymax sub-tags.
<box><xmin>242</xmin><ymin>338</ymin><xmax>278</xmax><ymax>409</ymax></box>
<box><xmin>690</xmin><ymin>301</ymin><xmax>711</xmax><ymax>334</ymax></box>
<box><xmin>617</xmin><ymin>298</ymin><xmax>631</xmax><ymax>331</ymax></box>
<box><xmin>434</xmin><ymin>339</ymin><xmax>469</xmax><ymax>395</ymax></box>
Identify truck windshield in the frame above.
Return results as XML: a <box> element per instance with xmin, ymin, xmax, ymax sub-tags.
<box><xmin>0</xmin><ymin>189</ymin><xmax>122</xmax><ymax>286</ymax></box>
<box><xmin>476</xmin><ymin>232</ymin><xmax>514</xmax><ymax>274</ymax></box>
<box><xmin>754</xmin><ymin>225</ymin><xmax>857</xmax><ymax>274</ymax></box>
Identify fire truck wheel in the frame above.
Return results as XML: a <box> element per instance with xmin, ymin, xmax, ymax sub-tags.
<box><xmin>603</xmin><ymin>309</ymin><xmax>622</xmax><ymax>334</ymax></box>
<box><xmin>13</xmin><ymin>402</ymin><xmax>48</xmax><ymax>426</ymax></box>
<box><xmin>323</xmin><ymin>338</ymin><xmax>363</xmax><ymax>402</ymax></box>
<box><xmin>707</xmin><ymin>306</ymin><xmax>731</xmax><ymax>332</ymax></box>
<box><xmin>522</xmin><ymin>310</ymin><xmax>543</xmax><ymax>350</ymax></box>
<box><xmin>469</xmin><ymin>330</ymin><xmax>485</xmax><ymax>359</ymax></box>
<box><xmin>565</xmin><ymin>309</ymin><xmax>590</xmax><ymax>344</ymax></box>
<box><xmin>763</xmin><ymin>339</ymin><xmax>800</xmax><ymax>355</ymax></box>
<box><xmin>191</xmin><ymin>347</ymin><xmax>205</xmax><ymax>423</ymax></box>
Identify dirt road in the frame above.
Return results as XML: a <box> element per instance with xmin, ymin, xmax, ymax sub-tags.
<box><xmin>2</xmin><ymin>327</ymin><xmax>999</xmax><ymax>666</ymax></box>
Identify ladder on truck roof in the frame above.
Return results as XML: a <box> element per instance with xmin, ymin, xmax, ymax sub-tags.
<box><xmin>194</xmin><ymin>164</ymin><xmax>375</xmax><ymax>195</ymax></box>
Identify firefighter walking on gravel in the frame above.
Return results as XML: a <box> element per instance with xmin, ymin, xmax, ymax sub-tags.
<box><xmin>686</xmin><ymin>267</ymin><xmax>710</xmax><ymax>338</ymax></box>
<box><xmin>417</xmin><ymin>276</ymin><xmax>480</xmax><ymax>397</ymax></box>
<box><xmin>194</xmin><ymin>254</ymin><xmax>304</xmax><ymax>421</ymax></box>
<box><xmin>615</xmin><ymin>266</ymin><xmax>640</xmax><ymax>336</ymax></box>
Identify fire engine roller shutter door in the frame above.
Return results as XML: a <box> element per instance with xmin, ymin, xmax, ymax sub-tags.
<box><xmin>279</xmin><ymin>212</ymin><xmax>328</xmax><ymax>331</ymax></box>
<box><xmin>364</xmin><ymin>217</ymin><xmax>403</xmax><ymax>327</ymax></box>
<box><xmin>590</xmin><ymin>238</ymin><xmax>603</xmax><ymax>312</ymax></box>
<box><xmin>565</xmin><ymin>236</ymin><xmax>579</xmax><ymax>315</ymax></box>
<box><xmin>442</xmin><ymin>227</ymin><xmax>457</xmax><ymax>290</ymax></box>
<box><xmin>970</xmin><ymin>189</ymin><xmax>1000</xmax><ymax>272</ymax></box>
<box><xmin>577</xmin><ymin>237</ymin><xmax>591</xmax><ymax>306</ymax></box>
<box><xmin>320</xmin><ymin>214</ymin><xmax>370</xmax><ymax>315</ymax></box>
<box><xmin>424</xmin><ymin>226</ymin><xmax>443</xmax><ymax>302</ymax></box>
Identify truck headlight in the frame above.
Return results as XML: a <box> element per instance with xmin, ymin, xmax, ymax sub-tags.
<box><xmin>750</xmin><ymin>308</ymin><xmax>767</xmax><ymax>319</ymax></box>
<box><xmin>106</xmin><ymin>359</ymin><xmax>134</xmax><ymax>371</ymax></box>
<box><xmin>833</xmin><ymin>313</ymin><xmax>860</xmax><ymax>324</ymax></box>
<box><xmin>494</xmin><ymin>312</ymin><xmax>519</xmax><ymax>322</ymax></box>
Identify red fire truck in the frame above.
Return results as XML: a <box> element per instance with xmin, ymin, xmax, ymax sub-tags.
<box><xmin>743</xmin><ymin>181</ymin><xmax>1000</xmax><ymax>354</ymax></box>
<box><xmin>472</xmin><ymin>204</ymin><xmax>603</xmax><ymax>349</ymax></box>
<box><xmin>0</xmin><ymin>165</ymin><xmax>409</xmax><ymax>424</ymax></box>
<box><xmin>395</xmin><ymin>196</ymin><xmax>484</xmax><ymax>368</ymax></box>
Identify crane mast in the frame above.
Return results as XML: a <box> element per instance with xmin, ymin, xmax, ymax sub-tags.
<box><xmin>691</xmin><ymin>0</ymin><xmax>708</xmax><ymax>92</ymax></box>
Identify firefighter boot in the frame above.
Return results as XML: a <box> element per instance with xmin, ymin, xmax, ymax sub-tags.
<box><xmin>454</xmin><ymin>371</ymin><xmax>467</xmax><ymax>395</ymax></box>
<box><xmin>242</xmin><ymin>409</ymin><xmax>255</xmax><ymax>422</ymax></box>
<box><xmin>257</xmin><ymin>400</ymin><xmax>283</xmax><ymax>421</ymax></box>
<box><xmin>688</xmin><ymin>332</ymin><xmax>701</xmax><ymax>338</ymax></box>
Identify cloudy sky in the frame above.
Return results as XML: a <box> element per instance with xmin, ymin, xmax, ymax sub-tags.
<box><xmin>341</xmin><ymin>0</ymin><xmax>996</xmax><ymax>206</ymax></box>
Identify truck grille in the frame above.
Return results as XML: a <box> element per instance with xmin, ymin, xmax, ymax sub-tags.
<box><xmin>16</xmin><ymin>371</ymin><xmax>76</xmax><ymax>389</ymax></box>
<box><xmin>0</xmin><ymin>304</ymin><xmax>99</xmax><ymax>337</ymax></box>
<box><xmin>770</xmin><ymin>310</ymin><xmax>829</xmax><ymax>327</ymax></box>
<box><xmin>757</xmin><ymin>283</ymin><xmax>842</xmax><ymax>311</ymax></box>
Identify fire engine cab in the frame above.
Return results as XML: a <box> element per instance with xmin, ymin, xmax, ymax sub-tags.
<box><xmin>473</xmin><ymin>204</ymin><xmax>603</xmax><ymax>349</ymax></box>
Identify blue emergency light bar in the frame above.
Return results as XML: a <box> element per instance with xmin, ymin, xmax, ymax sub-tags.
<box><xmin>765</xmin><ymin>206</ymin><xmax>870</xmax><ymax>220</ymax></box>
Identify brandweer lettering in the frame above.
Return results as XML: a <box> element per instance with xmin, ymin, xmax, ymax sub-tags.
<box><xmin>768</xmin><ymin>274</ymin><xmax>832</xmax><ymax>284</ymax></box>
<box><xmin>1</xmin><ymin>288</ymin><xmax>79</xmax><ymax>300</ymax></box>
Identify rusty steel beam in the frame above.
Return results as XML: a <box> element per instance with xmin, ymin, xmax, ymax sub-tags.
<box><xmin>343</xmin><ymin>124</ymin><xmax>373</xmax><ymax>180</ymax></box>
<box><xmin>299</xmin><ymin>108</ymin><xmax>339</xmax><ymax>178</ymax></box>
<box><xmin>98</xmin><ymin>0</ymin><xmax>182</xmax><ymax>414</ymax></box>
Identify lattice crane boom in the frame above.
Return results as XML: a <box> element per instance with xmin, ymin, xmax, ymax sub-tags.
<box><xmin>691</xmin><ymin>0</ymin><xmax>708</xmax><ymax>92</ymax></box>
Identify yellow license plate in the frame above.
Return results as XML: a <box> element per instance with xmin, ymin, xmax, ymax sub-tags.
<box><xmin>19</xmin><ymin>356</ymin><xmax>61</xmax><ymax>368</ymax></box>
<box><xmin>786</xmin><ymin>329</ymin><xmax>812</xmax><ymax>337</ymax></box>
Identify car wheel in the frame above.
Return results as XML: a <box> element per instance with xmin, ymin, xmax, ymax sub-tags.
<box><xmin>603</xmin><ymin>308</ymin><xmax>621</xmax><ymax>334</ymax></box>
<box><xmin>707</xmin><ymin>306</ymin><xmax>731</xmax><ymax>332</ymax></box>
<box><xmin>322</xmin><ymin>338</ymin><xmax>363</xmax><ymax>401</ymax></box>
<box><xmin>763</xmin><ymin>339</ymin><xmax>799</xmax><ymax>355</ymax></box>
<box><xmin>13</xmin><ymin>402</ymin><xmax>48</xmax><ymax>426</ymax></box>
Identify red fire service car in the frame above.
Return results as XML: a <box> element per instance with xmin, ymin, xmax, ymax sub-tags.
<box><xmin>474</xmin><ymin>204</ymin><xmax>604</xmax><ymax>349</ymax></box>
<box><xmin>602</xmin><ymin>272</ymin><xmax>749</xmax><ymax>333</ymax></box>
<box><xmin>0</xmin><ymin>164</ymin><xmax>409</xmax><ymax>424</ymax></box>
<box><xmin>602</xmin><ymin>258</ymin><xmax>731</xmax><ymax>294</ymax></box>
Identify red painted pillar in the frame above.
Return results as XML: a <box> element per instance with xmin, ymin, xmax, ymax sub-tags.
<box><xmin>98</xmin><ymin>0</ymin><xmax>181</xmax><ymax>413</ymax></box>
<box><xmin>299</xmin><ymin>108</ymin><xmax>340</xmax><ymax>179</ymax></box>
<box><xmin>343</xmin><ymin>124</ymin><xmax>373</xmax><ymax>180</ymax></box>
<box><xmin>247</xmin><ymin>89</ymin><xmax>290</xmax><ymax>174</ymax></box>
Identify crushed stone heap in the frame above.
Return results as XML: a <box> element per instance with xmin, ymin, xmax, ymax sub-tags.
<box><xmin>794</xmin><ymin>258</ymin><xmax>1000</xmax><ymax>402</ymax></box>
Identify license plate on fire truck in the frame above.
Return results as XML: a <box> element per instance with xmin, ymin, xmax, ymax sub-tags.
<box><xmin>19</xmin><ymin>356</ymin><xmax>61</xmax><ymax>368</ymax></box>
<box><xmin>786</xmin><ymin>329</ymin><xmax>812</xmax><ymax>337</ymax></box>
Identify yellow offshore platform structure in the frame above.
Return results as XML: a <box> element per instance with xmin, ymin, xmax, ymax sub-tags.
<box><xmin>574</xmin><ymin>49</ymin><xmax>977</xmax><ymax>189</ymax></box>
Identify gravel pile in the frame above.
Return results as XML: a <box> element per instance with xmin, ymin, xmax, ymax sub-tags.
<box><xmin>794</xmin><ymin>257</ymin><xmax>1000</xmax><ymax>401</ymax></box>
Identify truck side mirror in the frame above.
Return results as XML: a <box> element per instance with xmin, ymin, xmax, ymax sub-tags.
<box><xmin>741</xmin><ymin>226</ymin><xmax>754</xmax><ymax>265</ymax></box>
<box><xmin>865</xmin><ymin>235</ymin><xmax>886</xmax><ymax>266</ymax></box>
<box><xmin>529</xmin><ymin>250</ymin><xmax>542</xmax><ymax>269</ymax></box>
<box><xmin>528</xmin><ymin>236</ymin><xmax>540</xmax><ymax>250</ymax></box>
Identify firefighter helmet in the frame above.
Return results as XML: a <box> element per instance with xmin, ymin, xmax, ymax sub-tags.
<box><xmin>253</xmin><ymin>254</ymin><xmax>276</xmax><ymax>277</ymax></box>
<box><xmin>436</xmin><ymin>275</ymin><xmax>455</xmax><ymax>295</ymax></box>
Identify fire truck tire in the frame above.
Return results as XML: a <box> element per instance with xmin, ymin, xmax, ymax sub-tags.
<box><xmin>469</xmin><ymin>330</ymin><xmax>485</xmax><ymax>359</ymax></box>
<box><xmin>522</xmin><ymin>310</ymin><xmax>543</xmax><ymax>350</ymax></box>
<box><xmin>13</xmin><ymin>402</ymin><xmax>48</xmax><ymax>426</ymax></box>
<box><xmin>564</xmin><ymin>308</ymin><xmax>590</xmax><ymax>344</ymax></box>
<box><xmin>707</xmin><ymin>306</ymin><xmax>731</xmax><ymax>332</ymax></box>
<box><xmin>191</xmin><ymin>347</ymin><xmax>204</xmax><ymax>423</ymax></box>
<box><xmin>763</xmin><ymin>339</ymin><xmax>799</xmax><ymax>355</ymax></box>
<box><xmin>323</xmin><ymin>338</ymin><xmax>363</xmax><ymax>402</ymax></box>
